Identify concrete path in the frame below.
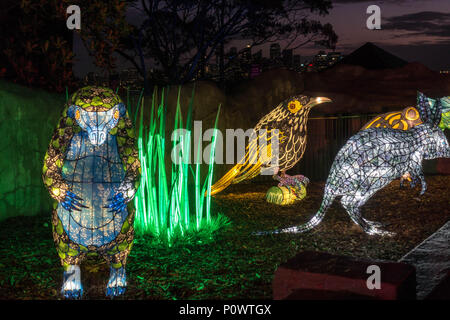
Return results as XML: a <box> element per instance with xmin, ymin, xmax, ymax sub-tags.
<box><xmin>400</xmin><ymin>220</ymin><xmax>450</xmax><ymax>299</ymax></box>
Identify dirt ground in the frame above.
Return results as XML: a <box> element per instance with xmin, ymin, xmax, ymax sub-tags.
<box><xmin>0</xmin><ymin>175</ymin><xmax>449</xmax><ymax>299</ymax></box>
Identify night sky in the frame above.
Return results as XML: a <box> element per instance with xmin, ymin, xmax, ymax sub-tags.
<box><xmin>316</xmin><ymin>0</ymin><xmax>450</xmax><ymax>70</ymax></box>
<box><xmin>73</xmin><ymin>0</ymin><xmax>450</xmax><ymax>77</ymax></box>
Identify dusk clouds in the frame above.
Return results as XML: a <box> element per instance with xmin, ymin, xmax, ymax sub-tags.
<box><xmin>384</xmin><ymin>11</ymin><xmax>450</xmax><ymax>42</ymax></box>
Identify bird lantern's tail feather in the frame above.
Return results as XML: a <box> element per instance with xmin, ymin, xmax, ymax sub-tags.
<box><xmin>209</xmin><ymin>163</ymin><xmax>243</xmax><ymax>196</ymax></box>
<box><xmin>210</xmin><ymin>131</ymin><xmax>272</xmax><ymax>195</ymax></box>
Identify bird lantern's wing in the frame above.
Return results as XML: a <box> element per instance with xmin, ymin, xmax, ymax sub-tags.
<box><xmin>276</xmin><ymin>126</ymin><xmax>306</xmax><ymax>172</ymax></box>
<box><xmin>210</xmin><ymin>104</ymin><xmax>285</xmax><ymax>195</ymax></box>
<box><xmin>209</xmin><ymin>128</ymin><xmax>282</xmax><ymax>195</ymax></box>
<box><xmin>232</xmin><ymin>128</ymin><xmax>282</xmax><ymax>183</ymax></box>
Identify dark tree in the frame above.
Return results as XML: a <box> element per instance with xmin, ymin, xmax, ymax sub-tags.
<box><xmin>0</xmin><ymin>0</ymin><xmax>133</xmax><ymax>92</ymax></box>
<box><xmin>73</xmin><ymin>0</ymin><xmax>135</xmax><ymax>81</ymax></box>
<box><xmin>124</xmin><ymin>0</ymin><xmax>337</xmax><ymax>84</ymax></box>
<box><xmin>0</xmin><ymin>0</ymin><xmax>75</xmax><ymax>92</ymax></box>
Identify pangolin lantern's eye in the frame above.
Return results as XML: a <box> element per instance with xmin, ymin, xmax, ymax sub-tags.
<box><xmin>75</xmin><ymin>109</ymin><xmax>81</xmax><ymax>120</ymax></box>
<box><xmin>287</xmin><ymin>100</ymin><xmax>302</xmax><ymax>113</ymax></box>
<box><xmin>114</xmin><ymin>109</ymin><xmax>120</xmax><ymax>120</ymax></box>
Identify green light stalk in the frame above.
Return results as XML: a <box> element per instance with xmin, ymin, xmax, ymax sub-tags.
<box><xmin>133</xmin><ymin>87</ymin><xmax>226</xmax><ymax>244</ymax></box>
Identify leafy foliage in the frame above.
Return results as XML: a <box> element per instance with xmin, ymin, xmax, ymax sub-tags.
<box><xmin>0</xmin><ymin>0</ymin><xmax>132</xmax><ymax>92</ymax></box>
<box><xmin>0</xmin><ymin>0</ymin><xmax>75</xmax><ymax>92</ymax></box>
<box><xmin>74</xmin><ymin>0</ymin><xmax>135</xmax><ymax>73</ymax></box>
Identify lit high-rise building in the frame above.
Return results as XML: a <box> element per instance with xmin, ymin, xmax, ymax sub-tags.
<box><xmin>270</xmin><ymin>43</ymin><xmax>281</xmax><ymax>60</ymax></box>
<box><xmin>282</xmin><ymin>49</ymin><xmax>293</xmax><ymax>67</ymax></box>
<box><xmin>327</xmin><ymin>51</ymin><xmax>343</xmax><ymax>66</ymax></box>
<box><xmin>241</xmin><ymin>44</ymin><xmax>252</xmax><ymax>63</ymax></box>
<box><xmin>293</xmin><ymin>54</ymin><xmax>301</xmax><ymax>68</ymax></box>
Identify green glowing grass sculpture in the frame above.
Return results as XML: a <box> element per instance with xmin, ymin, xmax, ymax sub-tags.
<box><xmin>133</xmin><ymin>87</ymin><xmax>228</xmax><ymax>244</ymax></box>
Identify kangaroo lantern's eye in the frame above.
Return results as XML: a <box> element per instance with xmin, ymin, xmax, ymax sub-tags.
<box><xmin>288</xmin><ymin>100</ymin><xmax>302</xmax><ymax>113</ymax></box>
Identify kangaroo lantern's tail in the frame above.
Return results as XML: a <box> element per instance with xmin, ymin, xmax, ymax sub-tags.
<box><xmin>254</xmin><ymin>195</ymin><xmax>335</xmax><ymax>235</ymax></box>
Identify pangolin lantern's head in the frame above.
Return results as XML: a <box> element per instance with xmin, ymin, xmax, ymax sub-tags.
<box><xmin>67</xmin><ymin>86</ymin><xmax>127</xmax><ymax>146</ymax></box>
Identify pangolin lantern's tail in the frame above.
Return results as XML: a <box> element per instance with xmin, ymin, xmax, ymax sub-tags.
<box><xmin>254</xmin><ymin>194</ymin><xmax>335</xmax><ymax>235</ymax></box>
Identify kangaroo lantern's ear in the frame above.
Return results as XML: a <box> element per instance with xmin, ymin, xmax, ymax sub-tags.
<box><xmin>416</xmin><ymin>91</ymin><xmax>441</xmax><ymax>126</ymax></box>
<box><xmin>438</xmin><ymin>97</ymin><xmax>450</xmax><ymax>130</ymax></box>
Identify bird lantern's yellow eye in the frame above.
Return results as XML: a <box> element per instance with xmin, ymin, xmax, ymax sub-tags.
<box><xmin>288</xmin><ymin>100</ymin><xmax>302</xmax><ymax>113</ymax></box>
<box><xmin>75</xmin><ymin>109</ymin><xmax>80</xmax><ymax>120</ymax></box>
<box><xmin>405</xmin><ymin>107</ymin><xmax>420</xmax><ymax>121</ymax></box>
<box><xmin>114</xmin><ymin>109</ymin><xmax>120</xmax><ymax>120</ymax></box>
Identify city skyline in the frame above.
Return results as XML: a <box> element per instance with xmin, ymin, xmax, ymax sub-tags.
<box><xmin>73</xmin><ymin>0</ymin><xmax>450</xmax><ymax>78</ymax></box>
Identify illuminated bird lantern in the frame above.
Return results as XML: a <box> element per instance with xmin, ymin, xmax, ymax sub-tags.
<box><xmin>257</xmin><ymin>97</ymin><xmax>450</xmax><ymax>236</ymax></box>
<box><xmin>210</xmin><ymin>95</ymin><xmax>332</xmax><ymax>197</ymax></box>
<box><xmin>362</xmin><ymin>92</ymin><xmax>450</xmax><ymax>184</ymax></box>
<box><xmin>362</xmin><ymin>92</ymin><xmax>450</xmax><ymax>131</ymax></box>
<box><xmin>42</xmin><ymin>86</ymin><xmax>141</xmax><ymax>298</ymax></box>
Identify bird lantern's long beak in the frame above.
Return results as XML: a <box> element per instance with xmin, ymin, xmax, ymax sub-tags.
<box><xmin>308</xmin><ymin>97</ymin><xmax>332</xmax><ymax>108</ymax></box>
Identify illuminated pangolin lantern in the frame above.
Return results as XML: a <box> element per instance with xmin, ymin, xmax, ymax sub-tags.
<box><xmin>42</xmin><ymin>86</ymin><xmax>141</xmax><ymax>299</ymax></box>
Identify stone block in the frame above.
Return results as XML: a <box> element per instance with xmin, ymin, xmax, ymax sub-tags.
<box><xmin>273</xmin><ymin>251</ymin><xmax>416</xmax><ymax>300</ymax></box>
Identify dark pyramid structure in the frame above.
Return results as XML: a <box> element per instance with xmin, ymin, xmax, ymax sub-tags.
<box><xmin>339</xmin><ymin>42</ymin><xmax>408</xmax><ymax>70</ymax></box>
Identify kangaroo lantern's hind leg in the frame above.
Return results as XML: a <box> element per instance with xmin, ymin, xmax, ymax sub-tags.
<box><xmin>340</xmin><ymin>195</ymin><xmax>394</xmax><ymax>236</ymax></box>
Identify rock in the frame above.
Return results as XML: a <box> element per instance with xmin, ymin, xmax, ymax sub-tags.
<box><xmin>273</xmin><ymin>251</ymin><xmax>416</xmax><ymax>300</ymax></box>
<box><xmin>284</xmin><ymin>288</ymin><xmax>378</xmax><ymax>300</ymax></box>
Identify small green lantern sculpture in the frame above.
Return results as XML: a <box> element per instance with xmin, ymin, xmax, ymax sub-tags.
<box><xmin>266</xmin><ymin>174</ymin><xmax>308</xmax><ymax>205</ymax></box>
